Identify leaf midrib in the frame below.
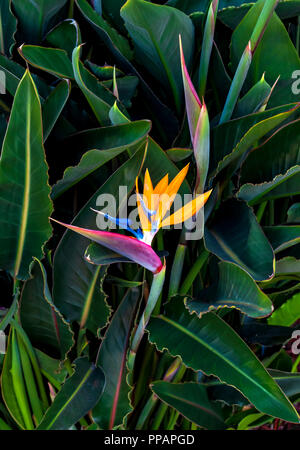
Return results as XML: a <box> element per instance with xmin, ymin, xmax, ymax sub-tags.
<box><xmin>156</xmin><ymin>314</ymin><xmax>285</xmax><ymax>407</ymax></box>
<box><xmin>14</xmin><ymin>95</ymin><xmax>31</xmax><ymax>278</ymax></box>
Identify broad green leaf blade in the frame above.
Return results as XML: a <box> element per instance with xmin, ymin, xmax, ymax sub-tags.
<box><xmin>268</xmin><ymin>370</ymin><xmax>300</xmax><ymax>398</ymax></box>
<box><xmin>204</xmin><ymin>199</ymin><xmax>274</xmax><ymax>281</ymax></box>
<box><xmin>211</xmin><ymin>103</ymin><xmax>300</xmax><ymax>180</ymax></box>
<box><xmin>0</xmin><ymin>0</ymin><xmax>17</xmax><ymax>56</ymax></box>
<box><xmin>275</xmin><ymin>257</ymin><xmax>300</xmax><ymax>276</ymax></box>
<box><xmin>147</xmin><ymin>297</ymin><xmax>299</xmax><ymax>423</ymax></box>
<box><xmin>42</xmin><ymin>79</ymin><xmax>71</xmax><ymax>142</ymax></box>
<box><xmin>0</xmin><ymin>69</ymin><xmax>53</xmax><ymax>280</ymax></box>
<box><xmin>287</xmin><ymin>203</ymin><xmax>300</xmax><ymax>223</ymax></box>
<box><xmin>264</xmin><ymin>226</ymin><xmax>300</xmax><ymax>253</ymax></box>
<box><xmin>121</xmin><ymin>0</ymin><xmax>194</xmax><ymax>113</ymax></box>
<box><xmin>52</xmin><ymin>146</ymin><xmax>146</xmax><ymax>323</ymax></box>
<box><xmin>1</xmin><ymin>330</ymin><xmax>33</xmax><ymax>429</ymax></box>
<box><xmin>185</xmin><ymin>261</ymin><xmax>273</xmax><ymax>318</ymax></box>
<box><xmin>75</xmin><ymin>0</ymin><xmax>179</xmax><ymax>144</ymax></box>
<box><xmin>233</xmin><ymin>74</ymin><xmax>271</xmax><ymax>118</ymax></box>
<box><xmin>51</xmin><ymin>120</ymin><xmax>151</xmax><ymax>199</ymax></box>
<box><xmin>45</xmin><ymin>19</ymin><xmax>82</xmax><ymax>58</ymax></box>
<box><xmin>72</xmin><ymin>45</ymin><xmax>112</xmax><ymax>125</ymax></box>
<box><xmin>240</xmin><ymin>119</ymin><xmax>300</xmax><ymax>186</ymax></box>
<box><xmin>11</xmin><ymin>0</ymin><xmax>68</xmax><ymax>43</ymax></box>
<box><xmin>238</xmin><ymin>166</ymin><xmax>300</xmax><ymax>205</ymax></box>
<box><xmin>268</xmin><ymin>292</ymin><xmax>300</xmax><ymax>327</ymax></box>
<box><xmin>19</xmin><ymin>45</ymin><xmax>74</xmax><ymax>79</ymax></box>
<box><xmin>37</xmin><ymin>357</ymin><xmax>105</xmax><ymax>430</ymax></box>
<box><xmin>85</xmin><ymin>242</ymin><xmax>131</xmax><ymax>266</ymax></box>
<box><xmin>230</xmin><ymin>0</ymin><xmax>300</xmax><ymax>107</ymax></box>
<box><xmin>19</xmin><ymin>259</ymin><xmax>74</xmax><ymax>360</ymax></box>
<box><xmin>93</xmin><ymin>285</ymin><xmax>141</xmax><ymax>429</ymax></box>
<box><xmin>151</xmin><ymin>381</ymin><xmax>225</xmax><ymax>430</ymax></box>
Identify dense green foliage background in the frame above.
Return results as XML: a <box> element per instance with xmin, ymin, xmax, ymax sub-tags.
<box><xmin>0</xmin><ymin>0</ymin><xmax>300</xmax><ymax>430</ymax></box>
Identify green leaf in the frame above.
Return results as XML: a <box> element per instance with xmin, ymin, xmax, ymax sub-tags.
<box><xmin>147</xmin><ymin>297</ymin><xmax>299</xmax><ymax>423</ymax></box>
<box><xmin>233</xmin><ymin>74</ymin><xmax>271</xmax><ymax>119</ymax></box>
<box><xmin>268</xmin><ymin>369</ymin><xmax>300</xmax><ymax>398</ymax></box>
<box><xmin>287</xmin><ymin>203</ymin><xmax>300</xmax><ymax>223</ymax></box>
<box><xmin>275</xmin><ymin>256</ymin><xmax>300</xmax><ymax>276</ymax></box>
<box><xmin>52</xmin><ymin>146</ymin><xmax>146</xmax><ymax>324</ymax></box>
<box><xmin>185</xmin><ymin>261</ymin><xmax>273</xmax><ymax>318</ymax></box>
<box><xmin>166</xmin><ymin>148</ymin><xmax>192</xmax><ymax>163</ymax></box>
<box><xmin>238</xmin><ymin>166</ymin><xmax>300</xmax><ymax>205</ymax></box>
<box><xmin>102</xmin><ymin>75</ymin><xmax>139</xmax><ymax>108</ymax></box>
<box><xmin>0</xmin><ymin>0</ymin><xmax>17</xmax><ymax>56</ymax></box>
<box><xmin>204</xmin><ymin>199</ymin><xmax>274</xmax><ymax>281</ymax></box>
<box><xmin>75</xmin><ymin>0</ymin><xmax>179</xmax><ymax>145</ymax></box>
<box><xmin>210</xmin><ymin>103</ymin><xmax>300</xmax><ymax>180</ymax></box>
<box><xmin>72</xmin><ymin>45</ymin><xmax>115</xmax><ymax>125</ymax></box>
<box><xmin>268</xmin><ymin>292</ymin><xmax>300</xmax><ymax>326</ymax></box>
<box><xmin>19</xmin><ymin>259</ymin><xmax>74</xmax><ymax>360</ymax></box>
<box><xmin>85</xmin><ymin>242</ymin><xmax>131</xmax><ymax>266</ymax></box>
<box><xmin>51</xmin><ymin>120</ymin><xmax>151</xmax><ymax>199</ymax></box>
<box><xmin>1</xmin><ymin>329</ymin><xmax>34</xmax><ymax>429</ymax></box>
<box><xmin>240</xmin><ymin>119</ymin><xmax>300</xmax><ymax>186</ymax></box>
<box><xmin>75</xmin><ymin>0</ymin><xmax>132</xmax><ymax>60</ymax></box>
<box><xmin>35</xmin><ymin>349</ymin><xmax>67</xmax><ymax>388</ymax></box>
<box><xmin>45</xmin><ymin>19</ymin><xmax>82</xmax><ymax>58</ymax></box>
<box><xmin>151</xmin><ymin>381</ymin><xmax>225</xmax><ymax>430</ymax></box>
<box><xmin>230</xmin><ymin>0</ymin><xmax>300</xmax><ymax>107</ymax></box>
<box><xmin>11</xmin><ymin>0</ymin><xmax>68</xmax><ymax>43</ymax></box>
<box><xmin>37</xmin><ymin>357</ymin><xmax>105</xmax><ymax>430</ymax></box>
<box><xmin>92</xmin><ymin>284</ymin><xmax>141</xmax><ymax>429</ymax></box>
<box><xmin>264</xmin><ymin>226</ymin><xmax>300</xmax><ymax>253</ymax></box>
<box><xmin>0</xmin><ymin>69</ymin><xmax>53</xmax><ymax>280</ymax></box>
<box><xmin>42</xmin><ymin>79</ymin><xmax>71</xmax><ymax>142</ymax></box>
<box><xmin>20</xmin><ymin>45</ymin><xmax>74</xmax><ymax>79</ymax></box>
<box><xmin>121</xmin><ymin>0</ymin><xmax>194</xmax><ymax>113</ymax></box>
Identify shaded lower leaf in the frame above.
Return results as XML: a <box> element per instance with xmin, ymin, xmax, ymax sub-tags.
<box><xmin>92</xmin><ymin>284</ymin><xmax>141</xmax><ymax>429</ymax></box>
<box><xmin>238</xmin><ymin>166</ymin><xmax>300</xmax><ymax>205</ymax></box>
<box><xmin>264</xmin><ymin>226</ymin><xmax>300</xmax><ymax>253</ymax></box>
<box><xmin>268</xmin><ymin>292</ymin><xmax>300</xmax><ymax>327</ymax></box>
<box><xmin>204</xmin><ymin>199</ymin><xmax>274</xmax><ymax>281</ymax></box>
<box><xmin>19</xmin><ymin>259</ymin><xmax>74</xmax><ymax>360</ymax></box>
<box><xmin>147</xmin><ymin>297</ymin><xmax>299</xmax><ymax>423</ymax></box>
<box><xmin>151</xmin><ymin>381</ymin><xmax>225</xmax><ymax>430</ymax></box>
<box><xmin>38</xmin><ymin>357</ymin><xmax>105</xmax><ymax>430</ymax></box>
<box><xmin>42</xmin><ymin>79</ymin><xmax>71</xmax><ymax>142</ymax></box>
<box><xmin>185</xmin><ymin>261</ymin><xmax>273</xmax><ymax>319</ymax></box>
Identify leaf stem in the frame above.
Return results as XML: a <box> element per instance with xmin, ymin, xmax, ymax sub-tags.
<box><xmin>128</xmin><ymin>264</ymin><xmax>166</xmax><ymax>373</ymax></box>
<box><xmin>179</xmin><ymin>250</ymin><xmax>209</xmax><ymax>295</ymax></box>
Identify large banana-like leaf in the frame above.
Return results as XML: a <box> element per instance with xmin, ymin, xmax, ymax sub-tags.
<box><xmin>147</xmin><ymin>297</ymin><xmax>299</xmax><ymax>423</ymax></box>
<box><xmin>184</xmin><ymin>261</ymin><xmax>273</xmax><ymax>318</ymax></box>
<box><xmin>0</xmin><ymin>69</ymin><xmax>53</xmax><ymax>280</ymax></box>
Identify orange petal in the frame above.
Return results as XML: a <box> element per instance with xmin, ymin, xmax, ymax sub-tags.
<box><xmin>136</xmin><ymin>176</ymin><xmax>151</xmax><ymax>233</ymax></box>
<box><xmin>154</xmin><ymin>174</ymin><xmax>169</xmax><ymax>195</ymax></box>
<box><xmin>158</xmin><ymin>164</ymin><xmax>190</xmax><ymax>222</ymax></box>
<box><xmin>160</xmin><ymin>189</ymin><xmax>212</xmax><ymax>227</ymax></box>
<box><xmin>143</xmin><ymin>168</ymin><xmax>153</xmax><ymax>209</ymax></box>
